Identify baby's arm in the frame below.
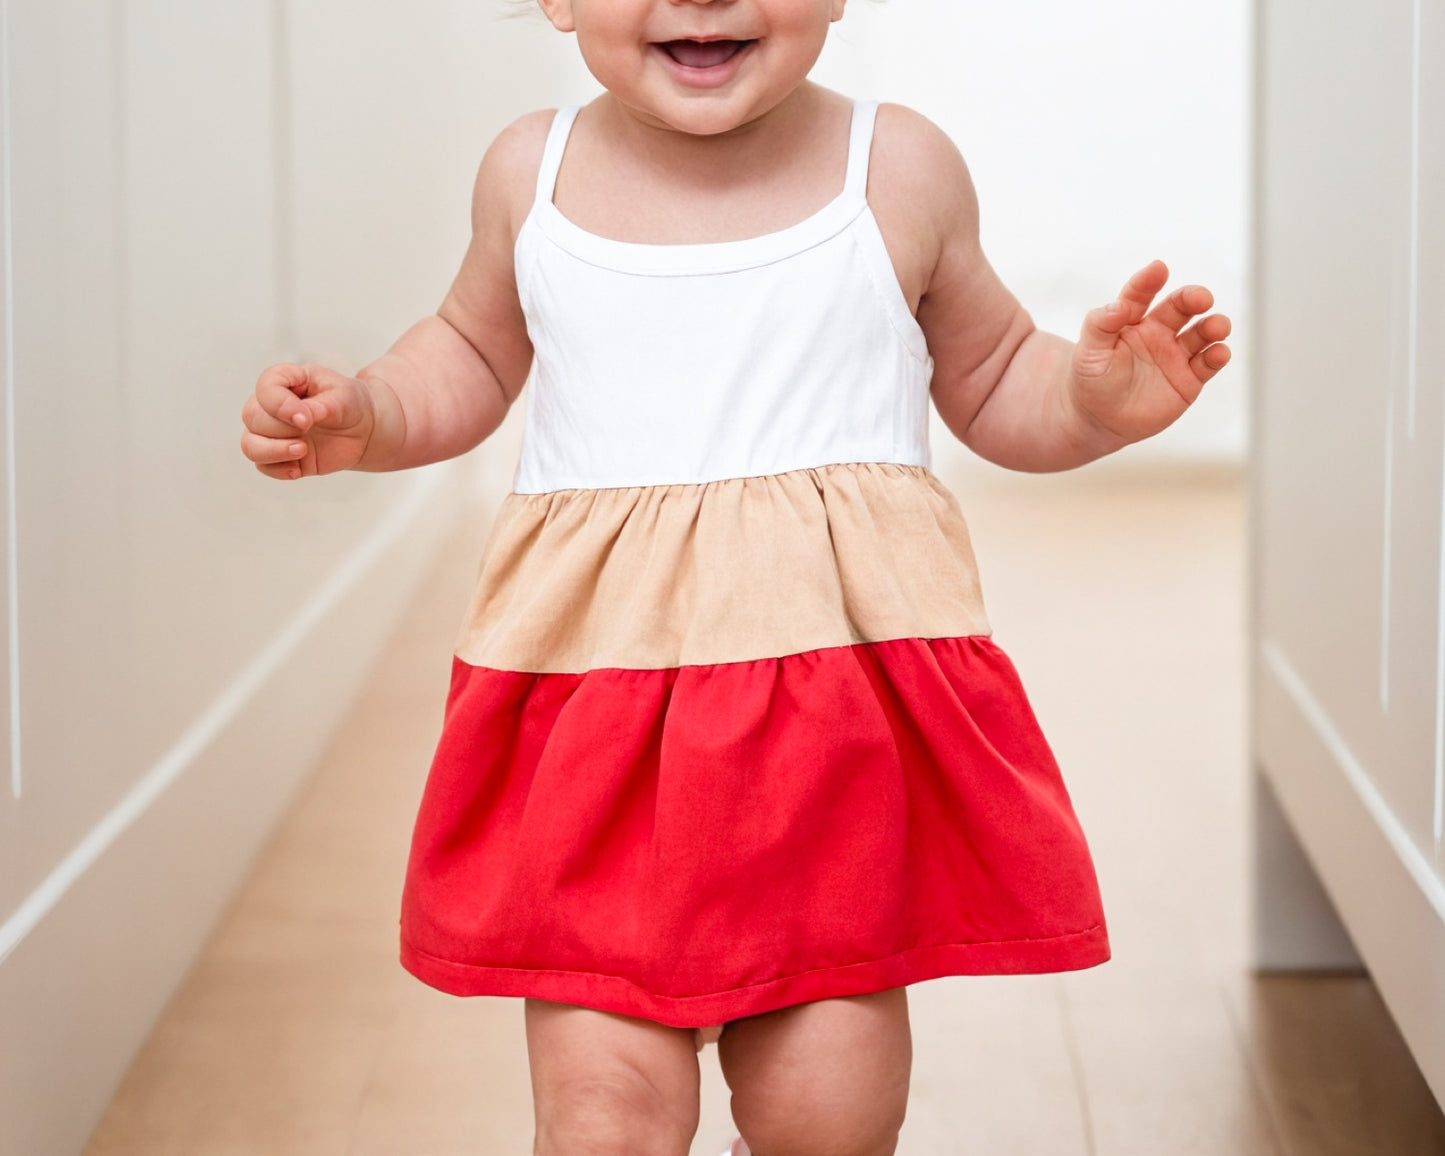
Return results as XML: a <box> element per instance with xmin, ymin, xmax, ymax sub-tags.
<box><xmin>240</xmin><ymin>113</ymin><xmax>549</xmax><ymax>479</ymax></box>
<box><xmin>882</xmin><ymin>109</ymin><xmax>1231</xmax><ymax>472</ymax></box>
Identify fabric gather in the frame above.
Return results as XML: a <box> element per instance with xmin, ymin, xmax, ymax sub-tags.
<box><xmin>453</xmin><ymin>462</ymin><xmax>993</xmax><ymax>673</ymax></box>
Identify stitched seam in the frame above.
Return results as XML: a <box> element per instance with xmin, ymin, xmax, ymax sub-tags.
<box><xmin>850</xmin><ymin>214</ymin><xmax>931</xmax><ymax>367</ymax></box>
<box><xmin>403</xmin><ymin>925</ymin><xmax>1105</xmax><ymax>1001</ymax></box>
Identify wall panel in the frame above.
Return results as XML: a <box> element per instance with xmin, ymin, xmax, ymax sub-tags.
<box><xmin>4</xmin><ymin>0</ymin><xmax>128</xmax><ymax>917</ymax></box>
<box><xmin>1256</xmin><ymin>0</ymin><xmax>1437</xmax><ymax>853</ymax></box>
<box><xmin>1253</xmin><ymin>0</ymin><xmax>1445</xmax><ymax>1108</ymax></box>
<box><xmin>0</xmin><ymin>0</ymin><xmax>16</xmax><ymax>924</ymax></box>
<box><xmin>0</xmin><ymin>6</ymin><xmax>582</xmax><ymax>1153</ymax></box>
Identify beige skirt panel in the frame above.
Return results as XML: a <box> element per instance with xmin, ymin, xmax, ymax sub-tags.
<box><xmin>454</xmin><ymin>462</ymin><xmax>992</xmax><ymax>673</ymax></box>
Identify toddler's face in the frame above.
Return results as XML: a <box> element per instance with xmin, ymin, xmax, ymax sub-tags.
<box><xmin>538</xmin><ymin>0</ymin><xmax>846</xmax><ymax>135</ymax></box>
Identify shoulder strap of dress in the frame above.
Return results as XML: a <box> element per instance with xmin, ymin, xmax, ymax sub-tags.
<box><xmin>843</xmin><ymin>100</ymin><xmax>881</xmax><ymax>201</ymax></box>
<box><xmin>534</xmin><ymin>106</ymin><xmax>582</xmax><ymax>208</ymax></box>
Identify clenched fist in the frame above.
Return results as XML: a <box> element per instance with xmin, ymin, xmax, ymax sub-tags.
<box><xmin>239</xmin><ymin>363</ymin><xmax>380</xmax><ymax>479</ymax></box>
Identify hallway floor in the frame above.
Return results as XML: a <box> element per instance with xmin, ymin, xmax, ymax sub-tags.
<box><xmin>82</xmin><ymin>460</ymin><xmax>1445</xmax><ymax>1155</ymax></box>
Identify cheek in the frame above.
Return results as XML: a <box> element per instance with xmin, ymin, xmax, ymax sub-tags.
<box><xmin>571</xmin><ymin>23</ymin><xmax>637</xmax><ymax>89</ymax></box>
<box><xmin>767</xmin><ymin>1</ymin><xmax>840</xmax><ymax>51</ymax></box>
<box><xmin>785</xmin><ymin>0</ymin><xmax>845</xmax><ymax>26</ymax></box>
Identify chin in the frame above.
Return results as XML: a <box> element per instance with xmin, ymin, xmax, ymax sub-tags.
<box><xmin>663</xmin><ymin>109</ymin><xmax>752</xmax><ymax>136</ymax></box>
<box><xmin>643</xmin><ymin>93</ymin><xmax>779</xmax><ymax>137</ymax></box>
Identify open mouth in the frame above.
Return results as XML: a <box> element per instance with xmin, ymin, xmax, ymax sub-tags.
<box><xmin>659</xmin><ymin>39</ymin><xmax>756</xmax><ymax>70</ymax></box>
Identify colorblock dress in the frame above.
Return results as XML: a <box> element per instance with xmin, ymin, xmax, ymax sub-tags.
<box><xmin>398</xmin><ymin>101</ymin><xmax>1110</xmax><ymax>1028</ymax></box>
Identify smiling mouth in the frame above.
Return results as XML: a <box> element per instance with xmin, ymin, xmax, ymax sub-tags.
<box><xmin>659</xmin><ymin>39</ymin><xmax>756</xmax><ymax>69</ymax></box>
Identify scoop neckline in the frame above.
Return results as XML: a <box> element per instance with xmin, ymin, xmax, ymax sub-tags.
<box><xmin>526</xmin><ymin>100</ymin><xmax>875</xmax><ymax>277</ymax></box>
<box><xmin>532</xmin><ymin>185</ymin><xmax>869</xmax><ymax>277</ymax></box>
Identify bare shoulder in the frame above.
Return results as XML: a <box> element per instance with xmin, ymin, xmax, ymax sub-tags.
<box><xmin>469</xmin><ymin>108</ymin><xmax>559</xmax><ymax>240</ymax></box>
<box><xmin>437</xmin><ymin>110</ymin><xmax>559</xmax><ymax>398</ymax></box>
<box><xmin>871</xmin><ymin>105</ymin><xmax>979</xmax><ymax>235</ymax></box>
<box><xmin>865</xmin><ymin>103</ymin><xmax>983</xmax><ymax>308</ymax></box>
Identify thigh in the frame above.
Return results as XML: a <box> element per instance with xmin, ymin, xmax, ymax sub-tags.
<box><xmin>524</xmin><ymin>999</ymin><xmax>702</xmax><ymax>1154</ymax></box>
<box><xmin>717</xmin><ymin>988</ymin><xmax>913</xmax><ymax>1155</ymax></box>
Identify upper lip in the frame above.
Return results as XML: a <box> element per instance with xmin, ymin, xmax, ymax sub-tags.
<box><xmin>654</xmin><ymin>34</ymin><xmax>756</xmax><ymax>43</ymax></box>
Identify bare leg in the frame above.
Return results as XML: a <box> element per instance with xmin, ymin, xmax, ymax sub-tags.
<box><xmin>717</xmin><ymin>988</ymin><xmax>912</xmax><ymax>1156</ymax></box>
<box><xmin>525</xmin><ymin>999</ymin><xmax>702</xmax><ymax>1156</ymax></box>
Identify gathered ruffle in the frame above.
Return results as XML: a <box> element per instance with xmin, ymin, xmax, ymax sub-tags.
<box><xmin>454</xmin><ymin>462</ymin><xmax>991</xmax><ymax>673</ymax></box>
<box><xmin>400</xmin><ymin>635</ymin><xmax>1109</xmax><ymax>1026</ymax></box>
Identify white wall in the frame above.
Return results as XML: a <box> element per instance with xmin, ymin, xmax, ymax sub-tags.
<box><xmin>0</xmin><ymin>5</ymin><xmax>585</xmax><ymax>1154</ymax></box>
<box><xmin>1252</xmin><ymin>0</ymin><xmax>1445</xmax><ymax>1107</ymax></box>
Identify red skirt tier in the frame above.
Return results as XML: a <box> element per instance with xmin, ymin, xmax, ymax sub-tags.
<box><xmin>399</xmin><ymin>634</ymin><xmax>1109</xmax><ymax>1027</ymax></box>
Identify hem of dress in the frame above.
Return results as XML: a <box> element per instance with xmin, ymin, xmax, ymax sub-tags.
<box><xmin>398</xmin><ymin>926</ymin><xmax>1111</xmax><ymax>1029</ymax></box>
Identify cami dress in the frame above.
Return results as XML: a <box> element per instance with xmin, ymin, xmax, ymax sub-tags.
<box><xmin>398</xmin><ymin>100</ymin><xmax>1110</xmax><ymax>1028</ymax></box>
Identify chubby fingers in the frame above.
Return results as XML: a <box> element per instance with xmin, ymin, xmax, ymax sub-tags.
<box><xmin>241</xmin><ymin>370</ymin><xmax>302</xmax><ymax>479</ymax></box>
<box><xmin>251</xmin><ymin>362</ymin><xmax>354</xmax><ymax>432</ymax></box>
<box><xmin>1079</xmin><ymin>259</ymin><xmax>1171</xmax><ymax>347</ymax></box>
<box><xmin>1148</xmin><ymin>283</ymin><xmax>1216</xmax><ymax>335</ymax></box>
<box><xmin>1189</xmin><ymin>338</ymin><xmax>1233</xmax><ymax>381</ymax></box>
<box><xmin>241</xmin><ymin>389</ymin><xmax>300</xmax><ymax>439</ymax></box>
<box><xmin>244</xmin><ymin>363</ymin><xmax>333</xmax><ymax>481</ymax></box>
<box><xmin>1179</xmin><ymin>311</ymin><xmax>1232</xmax><ymax>358</ymax></box>
<box><xmin>252</xmin><ymin>363</ymin><xmax>315</xmax><ymax>428</ymax></box>
<box><xmin>239</xmin><ymin>428</ymin><xmax>308</xmax><ymax>475</ymax></box>
<box><xmin>1113</xmin><ymin>259</ymin><xmax>1171</xmax><ymax>324</ymax></box>
<box><xmin>1130</xmin><ymin>273</ymin><xmax>1231</xmax><ymax>390</ymax></box>
<box><xmin>1086</xmin><ymin>268</ymin><xmax>1225</xmax><ymax>345</ymax></box>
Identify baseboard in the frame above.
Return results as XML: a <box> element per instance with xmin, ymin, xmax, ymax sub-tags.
<box><xmin>0</xmin><ymin>463</ymin><xmax>465</xmax><ymax>1156</ymax></box>
<box><xmin>1256</xmin><ymin>646</ymin><xmax>1445</xmax><ymax>1110</ymax></box>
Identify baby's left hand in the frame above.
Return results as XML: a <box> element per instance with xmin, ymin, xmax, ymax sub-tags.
<box><xmin>1069</xmin><ymin>260</ymin><xmax>1232</xmax><ymax>446</ymax></box>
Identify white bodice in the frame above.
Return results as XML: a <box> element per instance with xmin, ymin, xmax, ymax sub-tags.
<box><xmin>511</xmin><ymin>100</ymin><xmax>934</xmax><ymax>495</ymax></box>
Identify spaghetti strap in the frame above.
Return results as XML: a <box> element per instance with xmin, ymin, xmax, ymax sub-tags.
<box><xmin>843</xmin><ymin>100</ymin><xmax>880</xmax><ymax>201</ymax></box>
<box><xmin>534</xmin><ymin>106</ymin><xmax>582</xmax><ymax>208</ymax></box>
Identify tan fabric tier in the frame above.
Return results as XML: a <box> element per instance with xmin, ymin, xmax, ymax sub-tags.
<box><xmin>454</xmin><ymin>462</ymin><xmax>992</xmax><ymax>673</ymax></box>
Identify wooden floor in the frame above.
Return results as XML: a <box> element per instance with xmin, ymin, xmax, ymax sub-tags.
<box><xmin>82</xmin><ymin>459</ymin><xmax>1445</xmax><ymax>1155</ymax></box>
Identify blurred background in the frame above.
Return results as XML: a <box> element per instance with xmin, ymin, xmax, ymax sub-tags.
<box><xmin>1</xmin><ymin>1</ymin><xmax>1442</xmax><ymax>1154</ymax></box>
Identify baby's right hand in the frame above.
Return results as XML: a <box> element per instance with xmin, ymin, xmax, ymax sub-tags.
<box><xmin>240</xmin><ymin>363</ymin><xmax>378</xmax><ymax>480</ymax></box>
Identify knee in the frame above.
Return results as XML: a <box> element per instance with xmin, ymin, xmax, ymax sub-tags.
<box><xmin>534</xmin><ymin>1073</ymin><xmax>698</xmax><ymax>1156</ymax></box>
<box><xmin>729</xmin><ymin>1074</ymin><xmax>909</xmax><ymax>1156</ymax></box>
<box><xmin>718</xmin><ymin>989</ymin><xmax>913</xmax><ymax>1156</ymax></box>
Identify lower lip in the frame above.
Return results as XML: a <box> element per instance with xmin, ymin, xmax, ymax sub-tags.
<box><xmin>653</xmin><ymin>41</ymin><xmax>755</xmax><ymax>89</ymax></box>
